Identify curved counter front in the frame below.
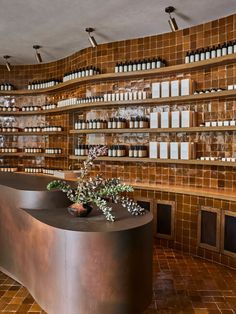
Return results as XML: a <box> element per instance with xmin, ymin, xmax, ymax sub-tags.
<box><xmin>0</xmin><ymin>173</ymin><xmax>153</xmax><ymax>314</ymax></box>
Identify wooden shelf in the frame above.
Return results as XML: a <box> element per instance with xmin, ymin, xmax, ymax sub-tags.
<box><xmin>0</xmin><ymin>131</ymin><xmax>67</xmax><ymax>136</ymax></box>
<box><xmin>70</xmin><ymin>125</ymin><xmax>236</xmax><ymax>134</ymax></box>
<box><xmin>0</xmin><ymin>153</ymin><xmax>66</xmax><ymax>158</ymax></box>
<box><xmin>69</xmin><ymin>155</ymin><xmax>236</xmax><ymax>167</ymax></box>
<box><xmin>1</xmin><ymin>54</ymin><xmax>236</xmax><ymax>96</ymax></box>
<box><xmin>131</xmin><ymin>182</ymin><xmax>236</xmax><ymax>202</ymax></box>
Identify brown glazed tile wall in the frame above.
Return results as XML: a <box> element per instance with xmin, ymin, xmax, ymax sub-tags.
<box><xmin>131</xmin><ymin>188</ymin><xmax>236</xmax><ymax>269</ymax></box>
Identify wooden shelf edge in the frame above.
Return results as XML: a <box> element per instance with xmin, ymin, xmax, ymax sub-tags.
<box><xmin>70</xmin><ymin>125</ymin><xmax>236</xmax><ymax>134</ymax></box>
<box><xmin>130</xmin><ymin>182</ymin><xmax>236</xmax><ymax>202</ymax></box>
<box><xmin>69</xmin><ymin>155</ymin><xmax>236</xmax><ymax>167</ymax></box>
<box><xmin>1</xmin><ymin>54</ymin><xmax>236</xmax><ymax>96</ymax></box>
<box><xmin>0</xmin><ymin>153</ymin><xmax>66</xmax><ymax>158</ymax></box>
<box><xmin>0</xmin><ymin>132</ymin><xmax>67</xmax><ymax>136</ymax></box>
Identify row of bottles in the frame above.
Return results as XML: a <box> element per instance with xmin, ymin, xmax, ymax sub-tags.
<box><xmin>200</xmin><ymin>156</ymin><xmax>236</xmax><ymax>162</ymax></box>
<box><xmin>0</xmin><ymin>106</ymin><xmax>17</xmax><ymax>112</ymax></box>
<box><xmin>0</xmin><ymin>147</ymin><xmax>18</xmax><ymax>153</ymax></box>
<box><xmin>185</xmin><ymin>41</ymin><xmax>236</xmax><ymax>63</ymax></box>
<box><xmin>24</xmin><ymin>167</ymin><xmax>61</xmax><ymax>174</ymax></box>
<box><xmin>194</xmin><ymin>87</ymin><xmax>225</xmax><ymax>94</ymax></box>
<box><xmin>24</xmin><ymin>148</ymin><xmax>42</xmax><ymax>153</ymax></box>
<box><xmin>42</xmin><ymin>168</ymin><xmax>61</xmax><ymax>175</ymax></box>
<box><xmin>74</xmin><ymin>145</ymin><xmax>89</xmax><ymax>156</ymax></box>
<box><xmin>108</xmin><ymin>145</ymin><xmax>126</xmax><ymax>157</ymax></box>
<box><xmin>45</xmin><ymin>148</ymin><xmax>62</xmax><ymax>154</ymax></box>
<box><xmin>129</xmin><ymin>146</ymin><xmax>148</xmax><ymax>158</ymax></box>
<box><xmin>114</xmin><ymin>58</ymin><xmax>166</xmax><ymax>73</ymax></box>
<box><xmin>128</xmin><ymin>117</ymin><xmax>149</xmax><ymax>128</ymax></box>
<box><xmin>0</xmin><ymin>127</ymin><xmax>19</xmax><ymax>132</ymax></box>
<box><xmin>0</xmin><ymin>83</ymin><xmax>14</xmax><ymax>91</ymax></box>
<box><xmin>74</xmin><ymin>116</ymin><xmax>150</xmax><ymax>130</ymax></box>
<box><xmin>23</xmin><ymin>126</ymin><xmax>63</xmax><ymax>132</ymax></box>
<box><xmin>75</xmin><ymin>119</ymin><xmax>107</xmax><ymax>130</ymax></box>
<box><xmin>0</xmin><ymin>167</ymin><xmax>18</xmax><ymax>172</ymax></box>
<box><xmin>63</xmin><ymin>67</ymin><xmax>101</xmax><ymax>82</ymax></box>
<box><xmin>58</xmin><ymin>96</ymin><xmax>104</xmax><ymax>108</ymax></box>
<box><xmin>22</xmin><ymin>105</ymin><xmax>41</xmax><ymax>112</ymax></box>
<box><xmin>74</xmin><ymin>145</ymin><xmax>148</xmax><ymax>158</ymax></box>
<box><xmin>204</xmin><ymin>119</ymin><xmax>236</xmax><ymax>127</ymax></box>
<box><xmin>42</xmin><ymin>103</ymin><xmax>57</xmax><ymax>110</ymax></box>
<box><xmin>27</xmin><ymin>79</ymin><xmax>61</xmax><ymax>90</ymax></box>
<box><xmin>24</xmin><ymin>167</ymin><xmax>43</xmax><ymax>173</ymax></box>
<box><xmin>103</xmin><ymin>91</ymin><xmax>147</xmax><ymax>102</ymax></box>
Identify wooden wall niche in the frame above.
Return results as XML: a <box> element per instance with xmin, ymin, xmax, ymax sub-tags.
<box><xmin>197</xmin><ymin>206</ymin><xmax>221</xmax><ymax>252</ymax></box>
<box><xmin>221</xmin><ymin>210</ymin><xmax>236</xmax><ymax>258</ymax></box>
<box><xmin>154</xmin><ymin>200</ymin><xmax>175</xmax><ymax>240</ymax></box>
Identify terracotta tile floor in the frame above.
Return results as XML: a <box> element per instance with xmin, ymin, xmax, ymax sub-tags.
<box><xmin>1</xmin><ymin>245</ymin><xmax>236</xmax><ymax>313</ymax></box>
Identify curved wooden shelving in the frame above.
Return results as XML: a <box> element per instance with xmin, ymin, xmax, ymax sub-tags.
<box><xmin>1</xmin><ymin>89</ymin><xmax>236</xmax><ymax>116</ymax></box>
<box><xmin>69</xmin><ymin>155</ymin><xmax>236</xmax><ymax>167</ymax></box>
<box><xmin>70</xmin><ymin>125</ymin><xmax>236</xmax><ymax>134</ymax></box>
<box><xmin>0</xmin><ymin>54</ymin><xmax>236</xmax><ymax>96</ymax></box>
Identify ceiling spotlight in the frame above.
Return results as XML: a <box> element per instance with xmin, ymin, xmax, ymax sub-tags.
<box><xmin>33</xmin><ymin>45</ymin><xmax>43</xmax><ymax>63</ymax></box>
<box><xmin>85</xmin><ymin>27</ymin><xmax>98</xmax><ymax>48</ymax></box>
<box><xmin>3</xmin><ymin>55</ymin><xmax>11</xmax><ymax>71</ymax></box>
<box><xmin>165</xmin><ymin>6</ymin><xmax>179</xmax><ymax>32</ymax></box>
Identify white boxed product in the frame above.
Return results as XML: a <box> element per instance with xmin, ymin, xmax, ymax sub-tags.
<box><xmin>111</xmin><ymin>93</ymin><xmax>116</xmax><ymax>101</ymax></box>
<box><xmin>150</xmin><ymin>112</ymin><xmax>160</xmax><ymax>128</ymax></box>
<box><xmin>211</xmin><ymin>121</ymin><xmax>217</xmax><ymax>127</ymax></box>
<box><xmin>152</xmin><ymin>82</ymin><xmax>161</xmax><ymax>99</ymax></box>
<box><xmin>119</xmin><ymin>93</ymin><xmax>124</xmax><ymax>101</ymax></box>
<box><xmin>180</xmin><ymin>78</ymin><xmax>193</xmax><ymax>96</ymax></box>
<box><xmin>171</xmin><ymin>80</ymin><xmax>180</xmax><ymax>97</ymax></box>
<box><xmin>159</xmin><ymin>142</ymin><xmax>169</xmax><ymax>159</ymax></box>
<box><xmin>217</xmin><ymin>121</ymin><xmax>223</xmax><ymax>126</ymax></box>
<box><xmin>224</xmin><ymin>121</ymin><xmax>230</xmax><ymax>126</ymax></box>
<box><xmin>180</xmin><ymin>142</ymin><xmax>195</xmax><ymax>160</ymax></box>
<box><xmin>171</xmin><ymin>111</ymin><xmax>181</xmax><ymax>128</ymax></box>
<box><xmin>149</xmin><ymin>142</ymin><xmax>159</xmax><ymax>158</ymax></box>
<box><xmin>161</xmin><ymin>81</ymin><xmax>170</xmax><ymax>98</ymax></box>
<box><xmin>161</xmin><ymin>111</ymin><xmax>170</xmax><ymax>128</ymax></box>
<box><xmin>228</xmin><ymin>85</ymin><xmax>234</xmax><ymax>90</ymax></box>
<box><xmin>230</xmin><ymin>120</ymin><xmax>236</xmax><ymax>126</ymax></box>
<box><xmin>205</xmin><ymin>122</ymin><xmax>211</xmax><ymax>127</ymax></box>
<box><xmin>170</xmin><ymin>142</ymin><xmax>180</xmax><ymax>159</ymax></box>
<box><xmin>181</xmin><ymin>111</ymin><xmax>196</xmax><ymax>128</ymax></box>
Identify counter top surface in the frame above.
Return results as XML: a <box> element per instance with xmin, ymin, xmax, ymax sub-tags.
<box><xmin>0</xmin><ymin>172</ymin><xmax>56</xmax><ymax>191</ymax></box>
<box><xmin>23</xmin><ymin>205</ymin><xmax>152</xmax><ymax>232</ymax></box>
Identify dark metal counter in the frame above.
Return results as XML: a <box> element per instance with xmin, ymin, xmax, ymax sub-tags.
<box><xmin>0</xmin><ymin>173</ymin><xmax>153</xmax><ymax>314</ymax></box>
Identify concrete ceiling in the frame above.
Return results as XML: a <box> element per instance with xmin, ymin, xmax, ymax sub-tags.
<box><xmin>0</xmin><ymin>0</ymin><xmax>235</xmax><ymax>65</ymax></box>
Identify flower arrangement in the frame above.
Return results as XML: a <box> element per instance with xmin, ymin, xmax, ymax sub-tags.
<box><xmin>47</xmin><ymin>145</ymin><xmax>145</xmax><ymax>221</ymax></box>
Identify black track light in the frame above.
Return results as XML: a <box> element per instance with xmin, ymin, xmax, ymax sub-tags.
<box><xmin>33</xmin><ymin>45</ymin><xmax>43</xmax><ymax>63</ymax></box>
<box><xmin>85</xmin><ymin>28</ymin><xmax>98</xmax><ymax>48</ymax></box>
<box><xmin>3</xmin><ymin>55</ymin><xmax>11</xmax><ymax>71</ymax></box>
<box><xmin>165</xmin><ymin>6</ymin><xmax>179</xmax><ymax>32</ymax></box>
